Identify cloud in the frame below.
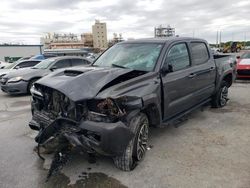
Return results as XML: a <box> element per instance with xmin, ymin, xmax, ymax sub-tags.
<box><xmin>0</xmin><ymin>0</ymin><xmax>250</xmax><ymax>44</ymax></box>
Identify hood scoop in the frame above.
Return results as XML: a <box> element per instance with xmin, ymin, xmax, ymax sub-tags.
<box><xmin>64</xmin><ymin>70</ymin><xmax>84</xmax><ymax>77</ymax></box>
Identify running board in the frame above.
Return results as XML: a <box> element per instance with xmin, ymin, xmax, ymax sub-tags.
<box><xmin>162</xmin><ymin>98</ymin><xmax>211</xmax><ymax>128</ymax></box>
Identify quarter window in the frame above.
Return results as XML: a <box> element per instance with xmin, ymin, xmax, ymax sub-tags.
<box><xmin>71</xmin><ymin>59</ymin><xmax>89</xmax><ymax>66</ymax></box>
<box><xmin>191</xmin><ymin>42</ymin><xmax>209</xmax><ymax>65</ymax></box>
<box><xmin>165</xmin><ymin>43</ymin><xmax>190</xmax><ymax>72</ymax></box>
<box><xmin>54</xmin><ymin>59</ymin><xmax>71</xmax><ymax>69</ymax></box>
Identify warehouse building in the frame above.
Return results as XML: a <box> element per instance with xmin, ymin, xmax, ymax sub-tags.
<box><xmin>0</xmin><ymin>44</ymin><xmax>43</xmax><ymax>62</ymax></box>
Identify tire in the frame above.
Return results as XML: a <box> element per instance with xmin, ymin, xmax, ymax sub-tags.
<box><xmin>211</xmin><ymin>81</ymin><xmax>229</xmax><ymax>108</ymax></box>
<box><xmin>236</xmin><ymin>48</ymin><xmax>241</xmax><ymax>53</ymax></box>
<box><xmin>113</xmin><ymin>113</ymin><xmax>149</xmax><ymax>171</ymax></box>
<box><xmin>27</xmin><ymin>78</ymin><xmax>38</xmax><ymax>93</ymax></box>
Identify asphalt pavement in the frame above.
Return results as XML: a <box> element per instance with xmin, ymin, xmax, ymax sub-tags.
<box><xmin>0</xmin><ymin>81</ymin><xmax>249</xmax><ymax>188</ymax></box>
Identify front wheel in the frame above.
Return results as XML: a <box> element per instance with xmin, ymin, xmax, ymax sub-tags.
<box><xmin>211</xmin><ymin>81</ymin><xmax>229</xmax><ymax>108</ymax></box>
<box><xmin>113</xmin><ymin>113</ymin><xmax>149</xmax><ymax>171</ymax></box>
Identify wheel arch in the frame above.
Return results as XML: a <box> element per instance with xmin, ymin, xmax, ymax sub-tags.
<box><xmin>142</xmin><ymin>103</ymin><xmax>161</xmax><ymax>127</ymax></box>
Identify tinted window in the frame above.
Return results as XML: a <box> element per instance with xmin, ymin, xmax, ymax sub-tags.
<box><xmin>191</xmin><ymin>42</ymin><xmax>209</xmax><ymax>65</ymax></box>
<box><xmin>71</xmin><ymin>59</ymin><xmax>89</xmax><ymax>66</ymax></box>
<box><xmin>165</xmin><ymin>43</ymin><xmax>190</xmax><ymax>72</ymax></box>
<box><xmin>54</xmin><ymin>59</ymin><xmax>71</xmax><ymax>69</ymax></box>
<box><xmin>241</xmin><ymin>53</ymin><xmax>250</xmax><ymax>59</ymax></box>
<box><xmin>17</xmin><ymin>61</ymin><xmax>39</xmax><ymax>68</ymax></box>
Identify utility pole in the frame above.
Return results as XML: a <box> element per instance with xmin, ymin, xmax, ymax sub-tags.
<box><xmin>219</xmin><ymin>31</ymin><xmax>222</xmax><ymax>48</ymax></box>
<box><xmin>216</xmin><ymin>31</ymin><xmax>218</xmax><ymax>47</ymax></box>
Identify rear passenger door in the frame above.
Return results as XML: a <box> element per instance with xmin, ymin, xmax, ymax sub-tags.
<box><xmin>189</xmin><ymin>42</ymin><xmax>216</xmax><ymax>102</ymax></box>
<box><xmin>161</xmin><ymin>42</ymin><xmax>198</xmax><ymax>119</ymax></box>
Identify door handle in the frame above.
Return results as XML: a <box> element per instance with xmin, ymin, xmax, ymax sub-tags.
<box><xmin>188</xmin><ymin>73</ymin><xmax>197</xmax><ymax>78</ymax></box>
<box><xmin>210</xmin><ymin>67</ymin><xmax>215</xmax><ymax>71</ymax></box>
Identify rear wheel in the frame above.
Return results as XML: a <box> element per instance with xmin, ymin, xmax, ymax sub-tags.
<box><xmin>113</xmin><ymin>113</ymin><xmax>149</xmax><ymax>171</ymax></box>
<box><xmin>211</xmin><ymin>81</ymin><xmax>229</xmax><ymax>108</ymax></box>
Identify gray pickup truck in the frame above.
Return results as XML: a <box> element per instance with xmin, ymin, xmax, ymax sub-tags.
<box><xmin>29</xmin><ymin>37</ymin><xmax>236</xmax><ymax>176</ymax></box>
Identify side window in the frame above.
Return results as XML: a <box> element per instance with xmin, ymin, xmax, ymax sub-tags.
<box><xmin>191</xmin><ymin>42</ymin><xmax>209</xmax><ymax>65</ymax></box>
<box><xmin>54</xmin><ymin>59</ymin><xmax>71</xmax><ymax>69</ymax></box>
<box><xmin>16</xmin><ymin>61</ymin><xmax>38</xmax><ymax>68</ymax></box>
<box><xmin>16</xmin><ymin>62</ymin><xmax>26</xmax><ymax>68</ymax></box>
<box><xmin>165</xmin><ymin>43</ymin><xmax>190</xmax><ymax>72</ymax></box>
<box><xmin>71</xmin><ymin>59</ymin><xmax>89</xmax><ymax>66</ymax></box>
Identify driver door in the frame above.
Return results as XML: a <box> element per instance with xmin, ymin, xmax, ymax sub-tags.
<box><xmin>161</xmin><ymin>42</ymin><xmax>198</xmax><ymax>120</ymax></box>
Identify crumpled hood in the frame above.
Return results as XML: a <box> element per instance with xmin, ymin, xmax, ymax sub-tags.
<box><xmin>4</xmin><ymin>68</ymin><xmax>48</xmax><ymax>80</ymax></box>
<box><xmin>36</xmin><ymin>66</ymin><xmax>137</xmax><ymax>101</ymax></box>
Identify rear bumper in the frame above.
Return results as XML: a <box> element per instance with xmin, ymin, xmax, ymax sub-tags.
<box><xmin>1</xmin><ymin>80</ymin><xmax>28</xmax><ymax>94</ymax></box>
<box><xmin>29</xmin><ymin>117</ymin><xmax>134</xmax><ymax>156</ymax></box>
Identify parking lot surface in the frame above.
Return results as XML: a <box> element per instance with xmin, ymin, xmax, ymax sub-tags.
<box><xmin>0</xmin><ymin>81</ymin><xmax>249</xmax><ymax>188</ymax></box>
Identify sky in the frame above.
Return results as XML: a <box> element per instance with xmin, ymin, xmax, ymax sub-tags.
<box><xmin>0</xmin><ymin>0</ymin><xmax>250</xmax><ymax>44</ymax></box>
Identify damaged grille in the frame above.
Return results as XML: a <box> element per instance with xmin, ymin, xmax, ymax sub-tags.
<box><xmin>32</xmin><ymin>85</ymin><xmax>88</xmax><ymax>126</ymax></box>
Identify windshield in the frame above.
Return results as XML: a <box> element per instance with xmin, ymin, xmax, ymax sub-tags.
<box><xmin>33</xmin><ymin>58</ymin><xmax>55</xmax><ymax>69</ymax></box>
<box><xmin>4</xmin><ymin>62</ymin><xmax>17</xmax><ymax>69</ymax></box>
<box><xmin>241</xmin><ymin>53</ymin><xmax>250</xmax><ymax>59</ymax></box>
<box><xmin>94</xmin><ymin>43</ymin><xmax>163</xmax><ymax>71</ymax></box>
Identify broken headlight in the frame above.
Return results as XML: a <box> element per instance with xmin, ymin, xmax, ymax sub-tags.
<box><xmin>88</xmin><ymin>98</ymin><xmax>125</xmax><ymax>117</ymax></box>
<box><xmin>30</xmin><ymin>85</ymin><xmax>43</xmax><ymax>97</ymax></box>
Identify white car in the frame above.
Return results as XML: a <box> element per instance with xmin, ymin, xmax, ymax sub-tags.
<box><xmin>0</xmin><ymin>61</ymin><xmax>11</xmax><ymax>69</ymax></box>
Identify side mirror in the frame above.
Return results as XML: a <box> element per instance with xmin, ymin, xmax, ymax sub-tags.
<box><xmin>50</xmin><ymin>66</ymin><xmax>57</xmax><ymax>71</ymax></box>
<box><xmin>15</xmin><ymin>66</ymin><xmax>20</xmax><ymax>69</ymax></box>
<box><xmin>161</xmin><ymin>64</ymin><xmax>173</xmax><ymax>75</ymax></box>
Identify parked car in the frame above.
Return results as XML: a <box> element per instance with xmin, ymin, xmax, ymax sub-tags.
<box><xmin>236</xmin><ymin>52</ymin><xmax>250</xmax><ymax>78</ymax></box>
<box><xmin>28</xmin><ymin>37</ymin><xmax>235</xmax><ymax>176</ymax></box>
<box><xmin>0</xmin><ymin>61</ymin><xmax>11</xmax><ymax>69</ymax></box>
<box><xmin>1</xmin><ymin>56</ymin><xmax>91</xmax><ymax>94</ymax></box>
<box><xmin>0</xmin><ymin>59</ymin><xmax>42</xmax><ymax>79</ymax></box>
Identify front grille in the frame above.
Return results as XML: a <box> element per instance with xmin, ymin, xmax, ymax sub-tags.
<box><xmin>237</xmin><ymin>69</ymin><xmax>250</xmax><ymax>75</ymax></box>
<box><xmin>1</xmin><ymin>78</ymin><xmax>7</xmax><ymax>85</ymax></box>
<box><xmin>33</xmin><ymin>110</ymin><xmax>55</xmax><ymax>128</ymax></box>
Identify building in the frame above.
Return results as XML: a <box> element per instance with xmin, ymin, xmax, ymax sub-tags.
<box><xmin>40</xmin><ymin>33</ymin><xmax>85</xmax><ymax>49</ymax></box>
<box><xmin>154</xmin><ymin>25</ymin><xmax>175</xmax><ymax>38</ymax></box>
<box><xmin>0</xmin><ymin>44</ymin><xmax>43</xmax><ymax>62</ymax></box>
<box><xmin>81</xmin><ymin>33</ymin><xmax>93</xmax><ymax>47</ymax></box>
<box><xmin>92</xmin><ymin>20</ymin><xmax>108</xmax><ymax>49</ymax></box>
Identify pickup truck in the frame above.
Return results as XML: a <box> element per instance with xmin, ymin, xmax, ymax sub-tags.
<box><xmin>29</xmin><ymin>37</ymin><xmax>236</xmax><ymax>174</ymax></box>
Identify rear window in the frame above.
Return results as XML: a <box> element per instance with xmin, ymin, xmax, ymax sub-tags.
<box><xmin>191</xmin><ymin>42</ymin><xmax>209</xmax><ymax>65</ymax></box>
<box><xmin>71</xmin><ymin>59</ymin><xmax>89</xmax><ymax>66</ymax></box>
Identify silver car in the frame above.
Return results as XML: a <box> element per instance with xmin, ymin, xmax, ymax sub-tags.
<box><xmin>1</xmin><ymin>56</ymin><xmax>91</xmax><ymax>94</ymax></box>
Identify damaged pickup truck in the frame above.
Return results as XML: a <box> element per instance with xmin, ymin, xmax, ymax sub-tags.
<box><xmin>29</xmin><ymin>37</ymin><xmax>236</xmax><ymax>174</ymax></box>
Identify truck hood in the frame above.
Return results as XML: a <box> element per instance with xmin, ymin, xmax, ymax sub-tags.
<box><xmin>4</xmin><ymin>68</ymin><xmax>49</xmax><ymax>80</ymax></box>
<box><xmin>35</xmin><ymin>66</ymin><xmax>148</xmax><ymax>101</ymax></box>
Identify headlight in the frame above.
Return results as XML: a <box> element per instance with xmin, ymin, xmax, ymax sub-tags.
<box><xmin>30</xmin><ymin>85</ymin><xmax>43</xmax><ymax>97</ymax></box>
<box><xmin>7</xmin><ymin>76</ymin><xmax>22</xmax><ymax>83</ymax></box>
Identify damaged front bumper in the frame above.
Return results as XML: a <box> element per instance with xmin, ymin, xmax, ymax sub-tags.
<box><xmin>29</xmin><ymin>117</ymin><xmax>134</xmax><ymax>156</ymax></box>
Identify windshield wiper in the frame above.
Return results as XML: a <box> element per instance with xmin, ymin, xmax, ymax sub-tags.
<box><xmin>111</xmin><ymin>63</ymin><xmax>127</xmax><ymax>69</ymax></box>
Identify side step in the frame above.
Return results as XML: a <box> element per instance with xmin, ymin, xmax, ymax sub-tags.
<box><xmin>162</xmin><ymin>98</ymin><xmax>211</xmax><ymax>128</ymax></box>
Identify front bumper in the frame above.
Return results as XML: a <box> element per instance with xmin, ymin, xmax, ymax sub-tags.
<box><xmin>1</xmin><ymin>80</ymin><xmax>29</xmax><ymax>94</ymax></box>
<box><xmin>29</xmin><ymin>117</ymin><xmax>134</xmax><ymax>156</ymax></box>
